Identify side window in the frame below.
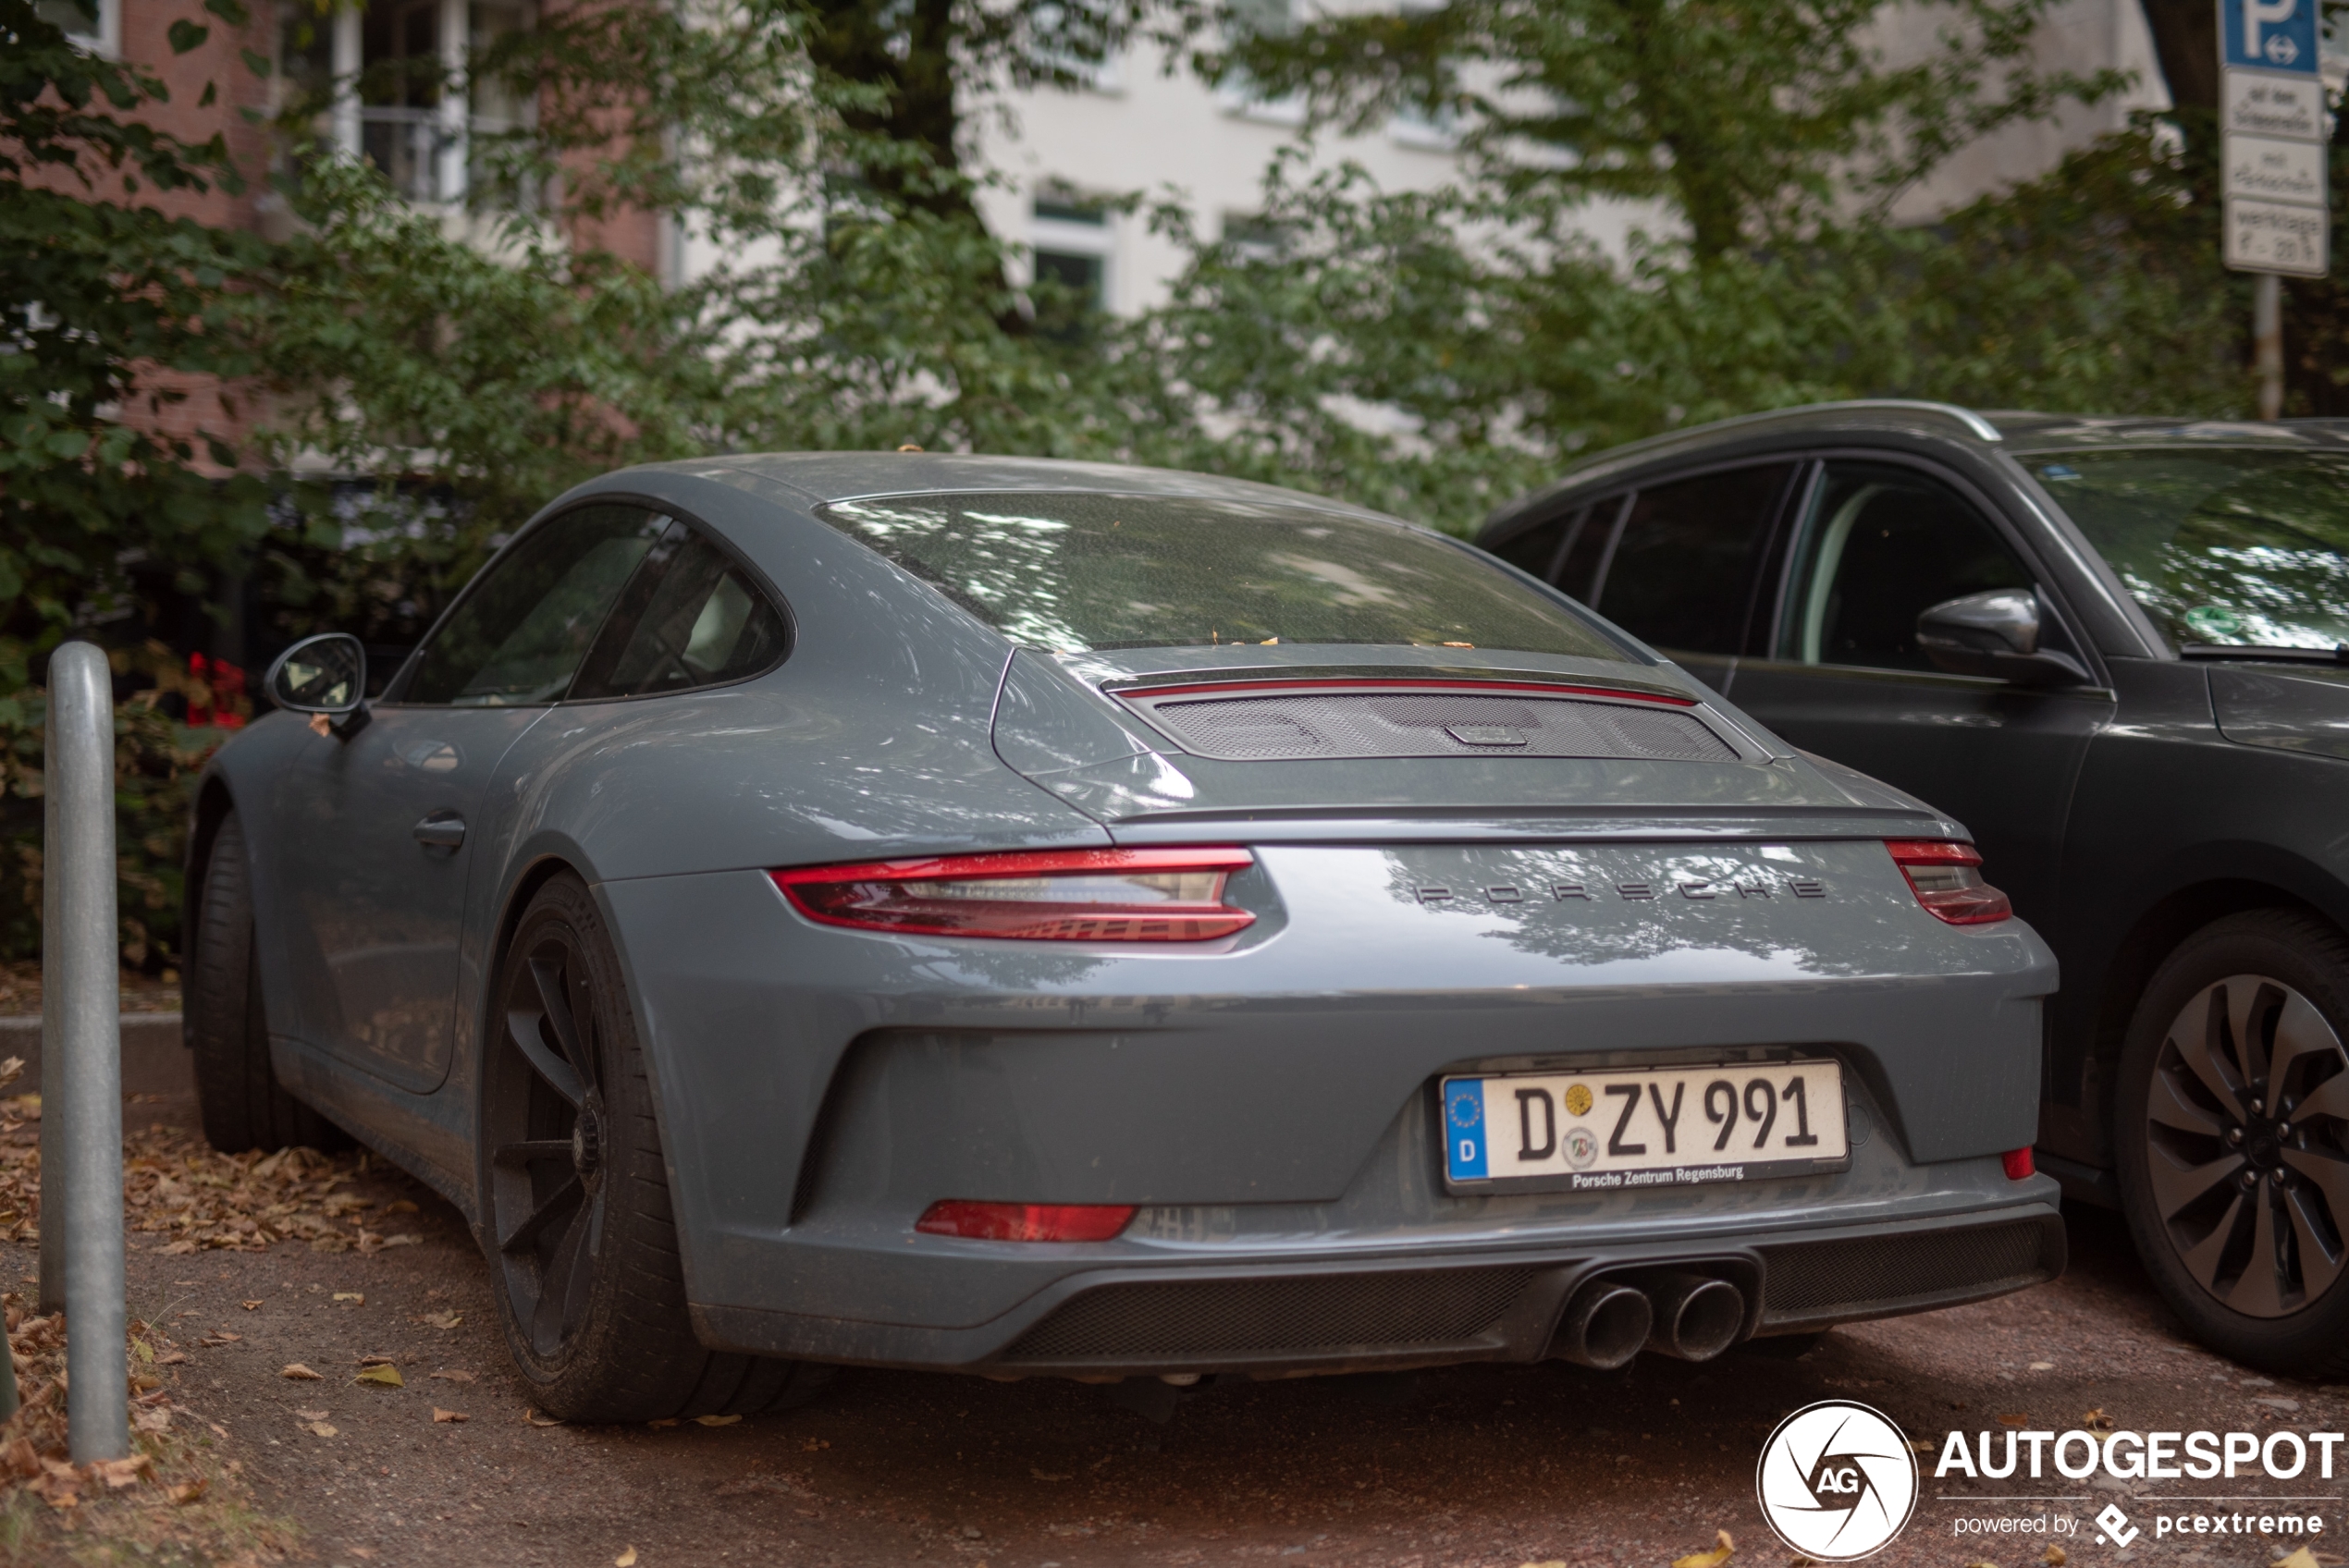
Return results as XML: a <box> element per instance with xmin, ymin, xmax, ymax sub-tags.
<box><xmin>569</xmin><ymin>524</ymin><xmax>790</xmax><ymax>701</ymax></box>
<box><xmin>1591</xmin><ymin>464</ymin><xmax>1795</xmax><ymax>655</ymax></box>
<box><xmin>1488</xmin><ymin>508</ymin><xmax>1580</xmax><ymax>579</ymax></box>
<box><xmin>401</xmin><ymin>505</ymin><xmax>670</xmax><ymax>705</ymax></box>
<box><xmin>1779</xmin><ymin>462</ymin><xmax>2035</xmax><ymax>672</ymax></box>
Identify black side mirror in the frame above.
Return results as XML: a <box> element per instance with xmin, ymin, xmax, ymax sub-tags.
<box><xmin>264</xmin><ymin>634</ymin><xmax>367</xmax><ymax>720</ymax></box>
<box><xmin>1915</xmin><ymin>590</ymin><xmax>2089</xmax><ymax>687</ymax></box>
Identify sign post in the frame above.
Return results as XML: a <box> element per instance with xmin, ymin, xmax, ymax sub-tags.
<box><xmin>2220</xmin><ymin>0</ymin><xmax>2330</xmax><ymax>416</ymax></box>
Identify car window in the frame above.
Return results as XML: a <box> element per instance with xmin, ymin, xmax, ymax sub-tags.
<box><xmin>570</xmin><ymin>523</ymin><xmax>790</xmax><ymax>700</ymax></box>
<box><xmin>1590</xmin><ymin>465</ymin><xmax>1795</xmax><ymax>655</ymax></box>
<box><xmin>816</xmin><ymin>492</ymin><xmax>1630</xmax><ymax>661</ymax></box>
<box><xmin>2034</xmin><ymin>448</ymin><xmax>2349</xmax><ymax>652</ymax></box>
<box><xmin>1778</xmin><ymin>462</ymin><xmax>2034</xmax><ymax>671</ymax></box>
<box><xmin>402</xmin><ymin>505</ymin><xmax>670</xmax><ymax>705</ymax></box>
<box><xmin>1488</xmin><ymin>507</ymin><xmax>1582</xmax><ymax>579</ymax></box>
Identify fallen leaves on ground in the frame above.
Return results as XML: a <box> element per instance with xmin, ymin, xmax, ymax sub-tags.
<box><xmin>0</xmin><ymin>1291</ymin><xmax>300</xmax><ymax>1558</ymax></box>
<box><xmin>295</xmin><ymin>1408</ymin><xmax>330</xmax><ymax>1421</ymax></box>
<box><xmin>0</xmin><ymin>1120</ymin><xmax>426</xmax><ymax>1254</ymax></box>
<box><xmin>2275</xmin><ymin>1550</ymin><xmax>2321</xmax><ymax>1568</ymax></box>
<box><xmin>433</xmin><ymin>1407</ymin><xmax>468</xmax><ymax>1423</ymax></box>
<box><xmin>1997</xmin><ymin>1413</ymin><xmax>2029</xmax><ymax>1427</ymax></box>
<box><xmin>1672</xmin><ymin>1528</ymin><xmax>1736</xmax><ymax>1568</ymax></box>
<box><xmin>415</xmin><ymin>1310</ymin><xmax>462</xmax><ymax>1329</ymax></box>
<box><xmin>523</xmin><ymin>1408</ymin><xmax>564</xmax><ymax>1427</ymax></box>
<box><xmin>429</xmin><ymin>1369</ymin><xmax>478</xmax><ymax>1384</ymax></box>
<box><xmin>2083</xmin><ymin>1408</ymin><xmax>2115</xmax><ymax>1432</ymax></box>
<box><xmin>2044</xmin><ymin>1547</ymin><xmax>2068</xmax><ymax>1566</ymax></box>
<box><xmin>239</xmin><ymin>1300</ymin><xmax>261</xmax><ymax>1310</ymax></box>
<box><xmin>280</xmin><ymin>1363</ymin><xmax>323</xmax><ymax>1380</ymax></box>
<box><xmin>616</xmin><ymin>1548</ymin><xmax>639</xmax><ymax>1567</ymax></box>
<box><xmin>354</xmin><ymin>1364</ymin><xmax>405</xmax><ymax>1388</ymax></box>
<box><xmin>695</xmin><ymin>1414</ymin><xmax>741</xmax><ymax>1427</ymax></box>
<box><xmin>334</xmin><ymin>1292</ymin><xmax>365</xmax><ymax>1304</ymax></box>
<box><xmin>304</xmin><ymin>1421</ymin><xmax>338</xmax><ymax>1438</ymax></box>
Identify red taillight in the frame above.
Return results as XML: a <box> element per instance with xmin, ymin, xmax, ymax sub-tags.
<box><xmin>915</xmin><ymin>1201</ymin><xmax>1137</xmax><ymax>1242</ymax></box>
<box><xmin>770</xmin><ymin>847</ymin><xmax>1256</xmax><ymax>941</ymax></box>
<box><xmin>2003</xmin><ymin>1147</ymin><xmax>2036</xmax><ymax>1181</ymax></box>
<box><xmin>1885</xmin><ymin>839</ymin><xmax>2012</xmax><ymax>925</ymax></box>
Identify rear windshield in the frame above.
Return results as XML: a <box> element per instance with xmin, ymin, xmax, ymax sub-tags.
<box><xmin>2037</xmin><ymin>448</ymin><xmax>2349</xmax><ymax>651</ymax></box>
<box><xmin>816</xmin><ymin>492</ymin><xmax>1628</xmax><ymax>660</ymax></box>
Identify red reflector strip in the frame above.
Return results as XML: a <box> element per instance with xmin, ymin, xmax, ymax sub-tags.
<box><xmin>915</xmin><ymin>1201</ymin><xmax>1137</xmax><ymax>1242</ymax></box>
<box><xmin>1884</xmin><ymin>839</ymin><xmax>2012</xmax><ymax>925</ymax></box>
<box><xmin>1113</xmin><ymin>678</ymin><xmax>1698</xmax><ymax>706</ymax></box>
<box><xmin>770</xmin><ymin>847</ymin><xmax>1256</xmax><ymax>941</ymax></box>
<box><xmin>2003</xmin><ymin>1147</ymin><xmax>2036</xmax><ymax>1181</ymax></box>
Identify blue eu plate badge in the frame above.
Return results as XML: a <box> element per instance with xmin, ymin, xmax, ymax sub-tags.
<box><xmin>1444</xmin><ymin>1079</ymin><xmax>1488</xmax><ymax>1180</ymax></box>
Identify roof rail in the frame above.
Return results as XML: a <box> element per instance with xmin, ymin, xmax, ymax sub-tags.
<box><xmin>1779</xmin><ymin>399</ymin><xmax>2002</xmax><ymax>442</ymax></box>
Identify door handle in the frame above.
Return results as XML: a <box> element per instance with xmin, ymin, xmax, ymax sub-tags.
<box><xmin>412</xmin><ymin>813</ymin><xmax>465</xmax><ymax>850</ymax></box>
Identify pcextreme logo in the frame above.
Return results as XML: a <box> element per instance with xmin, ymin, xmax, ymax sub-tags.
<box><xmin>1755</xmin><ymin>1401</ymin><xmax>1921</xmax><ymax>1561</ymax></box>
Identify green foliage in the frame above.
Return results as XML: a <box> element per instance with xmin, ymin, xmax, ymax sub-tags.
<box><xmin>0</xmin><ymin>655</ymin><xmax>223</xmax><ymax>969</ymax></box>
<box><xmin>0</xmin><ymin>0</ymin><xmax>276</xmax><ymax>665</ymax></box>
<box><xmin>1215</xmin><ymin>0</ymin><xmax>2129</xmax><ymax>258</ymax></box>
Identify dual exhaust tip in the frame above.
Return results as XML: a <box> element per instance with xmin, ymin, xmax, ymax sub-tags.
<box><xmin>1549</xmin><ymin>1271</ymin><xmax>1746</xmax><ymax>1369</ymax></box>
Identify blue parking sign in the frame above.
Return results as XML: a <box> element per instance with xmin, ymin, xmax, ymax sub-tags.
<box><xmin>2222</xmin><ymin>0</ymin><xmax>2320</xmax><ymax>73</ymax></box>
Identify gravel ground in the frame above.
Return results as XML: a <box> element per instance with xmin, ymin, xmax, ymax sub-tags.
<box><xmin>8</xmin><ymin>1088</ymin><xmax>2345</xmax><ymax>1568</ymax></box>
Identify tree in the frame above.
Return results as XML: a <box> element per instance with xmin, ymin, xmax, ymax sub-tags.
<box><xmin>1</xmin><ymin>0</ymin><xmax>276</xmax><ymax>667</ymax></box>
<box><xmin>1216</xmin><ymin>0</ymin><xmax>2126</xmax><ymax>260</ymax></box>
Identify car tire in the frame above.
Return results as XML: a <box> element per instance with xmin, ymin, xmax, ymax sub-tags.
<box><xmin>479</xmin><ymin>872</ymin><xmax>834</xmax><ymax>1423</ymax></box>
<box><xmin>187</xmin><ymin>810</ymin><xmax>343</xmax><ymax>1154</ymax></box>
<box><xmin>2115</xmin><ymin>909</ymin><xmax>2349</xmax><ymax>1377</ymax></box>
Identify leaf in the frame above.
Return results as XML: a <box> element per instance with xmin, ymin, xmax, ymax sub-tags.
<box><xmin>2043</xmin><ymin>1549</ymin><xmax>2068</xmax><ymax>1567</ymax></box>
<box><xmin>524</xmin><ymin>1408</ymin><xmax>564</xmax><ymax>1427</ymax></box>
<box><xmin>381</xmin><ymin>1233</ymin><xmax>424</xmax><ymax>1248</ymax></box>
<box><xmin>416</xmin><ymin>1311</ymin><xmax>462</xmax><ymax>1329</ymax></box>
<box><xmin>280</xmin><ymin>1363</ymin><xmax>323</xmax><ymax>1380</ymax></box>
<box><xmin>695</xmin><ymin>1414</ymin><xmax>742</xmax><ymax>1427</ymax></box>
<box><xmin>134</xmin><ymin>1340</ymin><xmax>155</xmax><ymax>1364</ymax></box>
<box><xmin>429</xmin><ymin>1369</ymin><xmax>479</xmax><ymax>1384</ymax></box>
<box><xmin>616</xmin><ymin>1549</ymin><xmax>638</xmax><ymax>1566</ymax></box>
<box><xmin>240</xmin><ymin>1300</ymin><xmax>262</xmax><ymax>1310</ymax></box>
<box><xmin>296</xmin><ymin>1408</ymin><xmax>329</xmax><ymax>1421</ymax></box>
<box><xmin>333</xmin><ymin>1292</ymin><xmax>365</xmax><ymax>1304</ymax></box>
<box><xmin>305</xmin><ymin>1420</ymin><xmax>338</xmax><ymax>1438</ymax></box>
<box><xmin>2083</xmin><ymin>1407</ymin><xmax>2114</xmax><ymax>1432</ymax></box>
<box><xmin>386</xmin><ymin>1199</ymin><xmax>420</xmax><ymax>1214</ymax></box>
<box><xmin>433</xmin><ymin>1407</ymin><xmax>469</xmax><ymax>1423</ymax></box>
<box><xmin>95</xmin><ymin>1455</ymin><xmax>152</xmax><ymax>1488</ymax></box>
<box><xmin>167</xmin><ymin>1477</ymin><xmax>207</xmax><ymax>1504</ymax></box>
<box><xmin>239</xmin><ymin>47</ymin><xmax>272</xmax><ymax>79</ymax></box>
<box><xmin>2028</xmin><ymin>1360</ymin><xmax>2055</xmax><ymax>1370</ymax></box>
<box><xmin>166</xmin><ymin>18</ymin><xmax>209</xmax><ymax>53</ymax></box>
<box><xmin>2276</xmin><ymin>1551</ymin><xmax>2321</xmax><ymax>1568</ymax></box>
<box><xmin>1997</xmin><ymin>1412</ymin><xmax>2029</xmax><ymax>1427</ymax></box>
<box><xmin>355</xmin><ymin>1364</ymin><xmax>405</xmax><ymax>1388</ymax></box>
<box><xmin>1672</xmin><ymin>1529</ymin><xmax>1736</xmax><ymax>1568</ymax></box>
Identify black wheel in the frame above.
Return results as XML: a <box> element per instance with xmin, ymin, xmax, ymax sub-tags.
<box><xmin>187</xmin><ymin>810</ymin><xmax>342</xmax><ymax>1153</ymax></box>
<box><xmin>479</xmin><ymin>873</ymin><xmax>833</xmax><ymax>1423</ymax></box>
<box><xmin>2116</xmin><ymin>910</ymin><xmax>2349</xmax><ymax>1376</ymax></box>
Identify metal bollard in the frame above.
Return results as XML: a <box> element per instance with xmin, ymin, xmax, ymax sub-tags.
<box><xmin>41</xmin><ymin>643</ymin><xmax>128</xmax><ymax>1462</ymax></box>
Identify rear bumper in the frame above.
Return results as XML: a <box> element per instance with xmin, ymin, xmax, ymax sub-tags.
<box><xmin>691</xmin><ymin>1198</ymin><xmax>2063</xmax><ymax>1377</ymax></box>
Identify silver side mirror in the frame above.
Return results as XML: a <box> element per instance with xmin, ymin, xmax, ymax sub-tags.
<box><xmin>1915</xmin><ymin>590</ymin><xmax>2088</xmax><ymax>687</ymax></box>
<box><xmin>264</xmin><ymin>633</ymin><xmax>366</xmax><ymax>715</ymax></box>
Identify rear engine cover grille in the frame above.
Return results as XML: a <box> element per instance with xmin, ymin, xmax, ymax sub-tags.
<box><xmin>1002</xmin><ymin>1267</ymin><xmax>1537</xmax><ymax>1362</ymax></box>
<box><xmin>1125</xmin><ymin>690</ymin><xmax>1734</xmax><ymax>763</ymax></box>
<box><xmin>1761</xmin><ymin>1220</ymin><xmax>2057</xmax><ymax>1323</ymax></box>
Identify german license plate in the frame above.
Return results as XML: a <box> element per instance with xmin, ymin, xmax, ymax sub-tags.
<box><xmin>1441</xmin><ymin>1061</ymin><xmax>1848</xmax><ymax>1191</ymax></box>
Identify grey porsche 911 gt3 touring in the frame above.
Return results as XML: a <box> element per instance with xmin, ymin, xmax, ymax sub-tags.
<box><xmin>190</xmin><ymin>453</ymin><xmax>2062</xmax><ymax>1422</ymax></box>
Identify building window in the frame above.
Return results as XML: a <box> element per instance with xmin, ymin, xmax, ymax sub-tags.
<box><xmin>36</xmin><ymin>0</ymin><xmax>118</xmax><ymax>55</ymax></box>
<box><xmin>1030</xmin><ymin>191</ymin><xmax>1113</xmax><ymax>334</ymax></box>
<box><xmin>285</xmin><ymin>0</ymin><xmax>534</xmax><ymax>207</ymax></box>
<box><xmin>1216</xmin><ymin>0</ymin><xmax>1304</xmax><ymax>124</ymax></box>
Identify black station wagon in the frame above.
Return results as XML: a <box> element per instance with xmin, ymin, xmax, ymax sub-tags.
<box><xmin>1482</xmin><ymin>402</ymin><xmax>2349</xmax><ymax>1376</ymax></box>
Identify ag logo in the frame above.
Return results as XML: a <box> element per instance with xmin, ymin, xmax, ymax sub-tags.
<box><xmin>1754</xmin><ymin>1400</ymin><xmax>1917</xmax><ymax>1561</ymax></box>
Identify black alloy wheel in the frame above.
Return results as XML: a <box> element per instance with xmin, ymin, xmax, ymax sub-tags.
<box><xmin>2119</xmin><ymin>911</ymin><xmax>2349</xmax><ymax>1376</ymax></box>
<box><xmin>480</xmin><ymin>874</ymin><xmax>834</xmax><ymax>1421</ymax></box>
